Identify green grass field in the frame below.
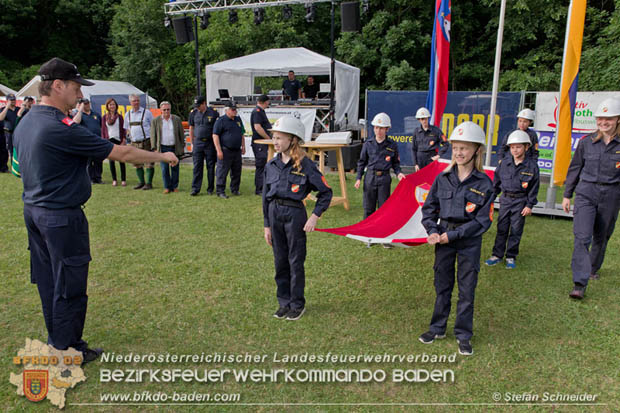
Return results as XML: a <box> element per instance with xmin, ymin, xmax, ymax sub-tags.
<box><xmin>1</xmin><ymin>163</ymin><xmax>618</xmax><ymax>412</ymax></box>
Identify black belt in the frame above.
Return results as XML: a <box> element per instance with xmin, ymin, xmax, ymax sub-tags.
<box><xmin>503</xmin><ymin>191</ymin><xmax>526</xmax><ymax>198</ymax></box>
<box><xmin>274</xmin><ymin>198</ymin><xmax>304</xmax><ymax>208</ymax></box>
<box><xmin>595</xmin><ymin>182</ymin><xmax>620</xmax><ymax>186</ymax></box>
<box><xmin>161</xmin><ymin>144</ymin><xmax>175</xmax><ymax>148</ymax></box>
<box><xmin>441</xmin><ymin>220</ymin><xmax>466</xmax><ymax>230</ymax></box>
<box><xmin>369</xmin><ymin>170</ymin><xmax>390</xmax><ymax>176</ymax></box>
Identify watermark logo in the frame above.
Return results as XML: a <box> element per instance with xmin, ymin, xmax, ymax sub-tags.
<box><xmin>10</xmin><ymin>338</ymin><xmax>87</xmax><ymax>409</ymax></box>
<box><xmin>24</xmin><ymin>370</ymin><xmax>49</xmax><ymax>402</ymax></box>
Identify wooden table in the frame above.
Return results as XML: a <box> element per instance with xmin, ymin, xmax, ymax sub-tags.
<box><xmin>254</xmin><ymin>139</ymin><xmax>350</xmax><ymax>210</ymax></box>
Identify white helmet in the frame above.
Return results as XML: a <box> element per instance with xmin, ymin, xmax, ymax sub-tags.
<box><xmin>415</xmin><ymin>107</ymin><xmax>431</xmax><ymax>119</ymax></box>
<box><xmin>506</xmin><ymin>130</ymin><xmax>532</xmax><ymax>145</ymax></box>
<box><xmin>371</xmin><ymin>112</ymin><xmax>391</xmax><ymax>128</ymax></box>
<box><xmin>594</xmin><ymin>98</ymin><xmax>620</xmax><ymax>117</ymax></box>
<box><xmin>449</xmin><ymin>121</ymin><xmax>486</xmax><ymax>146</ymax></box>
<box><xmin>517</xmin><ymin>108</ymin><xmax>535</xmax><ymax>121</ymax></box>
<box><xmin>269</xmin><ymin>116</ymin><xmax>306</xmax><ymax>143</ymax></box>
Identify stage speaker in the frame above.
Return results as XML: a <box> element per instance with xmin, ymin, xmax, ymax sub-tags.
<box><xmin>172</xmin><ymin>16</ymin><xmax>194</xmax><ymax>44</ymax></box>
<box><xmin>341</xmin><ymin>2</ymin><xmax>361</xmax><ymax>32</ymax></box>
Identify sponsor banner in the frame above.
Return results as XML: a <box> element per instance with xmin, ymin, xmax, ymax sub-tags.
<box><xmin>536</xmin><ymin>130</ymin><xmax>586</xmax><ymax>174</ymax></box>
<box><xmin>367</xmin><ymin>91</ymin><xmax>521</xmax><ymax>166</ymax></box>
<box><xmin>534</xmin><ymin>91</ymin><xmax>618</xmax><ymax>132</ymax></box>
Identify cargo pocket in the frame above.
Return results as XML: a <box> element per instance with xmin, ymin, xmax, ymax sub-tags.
<box><xmin>60</xmin><ymin>254</ymin><xmax>91</xmax><ymax>299</ymax></box>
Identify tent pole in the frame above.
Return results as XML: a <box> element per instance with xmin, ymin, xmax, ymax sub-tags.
<box><xmin>329</xmin><ymin>0</ymin><xmax>335</xmax><ymax>132</ymax></box>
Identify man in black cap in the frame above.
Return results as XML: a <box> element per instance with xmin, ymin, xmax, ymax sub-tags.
<box><xmin>189</xmin><ymin>96</ymin><xmax>219</xmax><ymax>196</ymax></box>
<box><xmin>250</xmin><ymin>95</ymin><xmax>272</xmax><ymax>194</ymax></box>
<box><xmin>73</xmin><ymin>98</ymin><xmax>104</xmax><ymax>183</ymax></box>
<box><xmin>14</xmin><ymin>57</ymin><xmax>179</xmax><ymax>364</ymax></box>
<box><xmin>213</xmin><ymin>102</ymin><xmax>245</xmax><ymax>198</ymax></box>
<box><xmin>1</xmin><ymin>93</ymin><xmax>19</xmax><ymax>170</ymax></box>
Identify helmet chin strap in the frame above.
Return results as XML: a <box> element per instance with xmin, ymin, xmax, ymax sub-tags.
<box><xmin>461</xmin><ymin>145</ymin><xmax>480</xmax><ymax>166</ymax></box>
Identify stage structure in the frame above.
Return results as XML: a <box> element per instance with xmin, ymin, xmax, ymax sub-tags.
<box><xmin>164</xmin><ymin>0</ymin><xmax>360</xmax><ymax>131</ymax></box>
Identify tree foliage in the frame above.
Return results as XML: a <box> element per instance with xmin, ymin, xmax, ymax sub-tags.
<box><xmin>0</xmin><ymin>0</ymin><xmax>618</xmax><ymax>113</ymax></box>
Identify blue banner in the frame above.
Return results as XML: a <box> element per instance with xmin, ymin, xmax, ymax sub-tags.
<box><xmin>367</xmin><ymin>91</ymin><xmax>522</xmax><ymax>166</ymax></box>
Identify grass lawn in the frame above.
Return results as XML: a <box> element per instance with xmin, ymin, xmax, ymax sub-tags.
<box><xmin>1</xmin><ymin>163</ymin><xmax>618</xmax><ymax>412</ymax></box>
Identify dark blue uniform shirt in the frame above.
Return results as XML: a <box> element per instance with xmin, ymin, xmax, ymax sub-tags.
<box><xmin>78</xmin><ymin>110</ymin><xmax>102</xmax><ymax>137</ymax></box>
<box><xmin>422</xmin><ymin>165</ymin><xmax>495</xmax><ymax>241</ymax></box>
<box><xmin>412</xmin><ymin>125</ymin><xmax>448</xmax><ymax>163</ymax></box>
<box><xmin>250</xmin><ymin>106</ymin><xmax>272</xmax><ymax>141</ymax></box>
<box><xmin>3</xmin><ymin>107</ymin><xmax>18</xmax><ymax>131</ymax></box>
<box><xmin>14</xmin><ymin>105</ymin><xmax>114</xmax><ymax>209</ymax></box>
<box><xmin>213</xmin><ymin>115</ymin><xmax>244</xmax><ymax>150</ymax></box>
<box><xmin>263</xmin><ymin>155</ymin><xmax>333</xmax><ymax>226</ymax></box>
<box><xmin>498</xmin><ymin>128</ymin><xmax>539</xmax><ymax>161</ymax></box>
<box><xmin>493</xmin><ymin>155</ymin><xmax>540</xmax><ymax>208</ymax></box>
<box><xmin>564</xmin><ymin>132</ymin><xmax>620</xmax><ymax>198</ymax></box>
<box><xmin>282</xmin><ymin>79</ymin><xmax>302</xmax><ymax>101</ymax></box>
<box><xmin>356</xmin><ymin>137</ymin><xmax>402</xmax><ymax>180</ymax></box>
<box><xmin>189</xmin><ymin>107</ymin><xmax>219</xmax><ymax>139</ymax></box>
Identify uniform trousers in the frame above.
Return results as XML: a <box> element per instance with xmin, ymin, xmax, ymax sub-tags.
<box><xmin>268</xmin><ymin>202</ymin><xmax>307</xmax><ymax>310</ymax></box>
<box><xmin>252</xmin><ymin>142</ymin><xmax>268</xmax><ymax>194</ymax></box>
<box><xmin>492</xmin><ymin>196</ymin><xmax>527</xmax><ymax>259</ymax></box>
<box><xmin>192</xmin><ymin>141</ymin><xmax>217</xmax><ymax>194</ymax></box>
<box><xmin>429</xmin><ymin>235</ymin><xmax>481</xmax><ymax>341</ymax></box>
<box><xmin>24</xmin><ymin>204</ymin><xmax>91</xmax><ymax>352</ymax></box>
<box><xmin>571</xmin><ymin>182</ymin><xmax>620</xmax><ymax>286</ymax></box>
<box><xmin>216</xmin><ymin>147</ymin><xmax>242</xmax><ymax>194</ymax></box>
<box><xmin>363</xmin><ymin>173</ymin><xmax>391</xmax><ymax>219</ymax></box>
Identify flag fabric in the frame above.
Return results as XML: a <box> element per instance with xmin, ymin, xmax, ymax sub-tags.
<box><xmin>11</xmin><ymin>147</ymin><xmax>20</xmax><ymax>178</ymax></box>
<box><xmin>317</xmin><ymin>161</ymin><xmax>495</xmax><ymax>247</ymax></box>
<box><xmin>425</xmin><ymin>0</ymin><xmax>451</xmax><ymax>127</ymax></box>
<box><xmin>553</xmin><ymin>0</ymin><xmax>587</xmax><ymax>186</ymax></box>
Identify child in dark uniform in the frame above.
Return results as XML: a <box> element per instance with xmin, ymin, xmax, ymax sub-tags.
<box><xmin>263</xmin><ymin>116</ymin><xmax>333</xmax><ymax>321</ymax></box>
<box><xmin>485</xmin><ymin>130</ymin><xmax>539</xmax><ymax>269</ymax></box>
<box><xmin>355</xmin><ymin>112</ymin><xmax>406</xmax><ymax>220</ymax></box>
<box><xmin>419</xmin><ymin>122</ymin><xmax>495</xmax><ymax>356</ymax></box>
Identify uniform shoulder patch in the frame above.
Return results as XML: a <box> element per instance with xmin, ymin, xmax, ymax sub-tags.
<box><xmin>61</xmin><ymin>117</ymin><xmax>74</xmax><ymax>126</ymax></box>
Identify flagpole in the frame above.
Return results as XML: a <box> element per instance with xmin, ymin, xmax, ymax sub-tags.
<box><xmin>546</xmin><ymin>0</ymin><xmax>576</xmax><ymax>209</ymax></box>
<box><xmin>485</xmin><ymin>0</ymin><xmax>507</xmax><ymax>166</ymax></box>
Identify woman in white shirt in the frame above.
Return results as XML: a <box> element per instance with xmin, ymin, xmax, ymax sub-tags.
<box><xmin>101</xmin><ymin>98</ymin><xmax>127</xmax><ymax>186</ymax></box>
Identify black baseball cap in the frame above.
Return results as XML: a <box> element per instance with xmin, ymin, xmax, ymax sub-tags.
<box><xmin>257</xmin><ymin>94</ymin><xmax>270</xmax><ymax>103</ymax></box>
<box><xmin>38</xmin><ymin>57</ymin><xmax>94</xmax><ymax>86</ymax></box>
<box><xmin>22</xmin><ymin>96</ymin><xmax>34</xmax><ymax>102</ymax></box>
<box><xmin>225</xmin><ymin>101</ymin><xmax>237</xmax><ymax>109</ymax></box>
<box><xmin>194</xmin><ymin>96</ymin><xmax>206</xmax><ymax>106</ymax></box>
<box><xmin>6</xmin><ymin>94</ymin><xmax>16</xmax><ymax>101</ymax></box>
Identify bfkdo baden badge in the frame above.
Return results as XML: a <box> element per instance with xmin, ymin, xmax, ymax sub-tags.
<box><xmin>291</xmin><ymin>184</ymin><xmax>300</xmax><ymax>193</ymax></box>
<box><xmin>465</xmin><ymin>202</ymin><xmax>476</xmax><ymax>213</ymax></box>
<box><xmin>23</xmin><ymin>370</ymin><xmax>48</xmax><ymax>402</ymax></box>
<box><xmin>522</xmin><ymin>181</ymin><xmax>529</xmax><ymax>189</ymax></box>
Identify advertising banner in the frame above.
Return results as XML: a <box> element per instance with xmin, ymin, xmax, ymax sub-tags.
<box><xmin>91</xmin><ymin>94</ymin><xmax>148</xmax><ymax>117</ymax></box>
<box><xmin>534</xmin><ymin>91</ymin><xmax>617</xmax><ymax>174</ymax></box>
<box><xmin>367</xmin><ymin>91</ymin><xmax>522</xmax><ymax>166</ymax></box>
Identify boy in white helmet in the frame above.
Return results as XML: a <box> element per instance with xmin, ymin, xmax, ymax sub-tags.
<box><xmin>355</xmin><ymin>112</ymin><xmax>406</xmax><ymax>220</ymax></box>
<box><xmin>485</xmin><ymin>130</ymin><xmax>540</xmax><ymax>269</ymax></box>
<box><xmin>263</xmin><ymin>116</ymin><xmax>333</xmax><ymax>320</ymax></box>
<box><xmin>563</xmin><ymin>97</ymin><xmax>620</xmax><ymax>299</ymax></box>
<box><xmin>498</xmin><ymin>108</ymin><xmax>539</xmax><ymax>162</ymax></box>
<box><xmin>419</xmin><ymin>122</ymin><xmax>495</xmax><ymax>356</ymax></box>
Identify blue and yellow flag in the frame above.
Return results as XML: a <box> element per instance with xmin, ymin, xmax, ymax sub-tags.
<box><xmin>553</xmin><ymin>0</ymin><xmax>586</xmax><ymax>186</ymax></box>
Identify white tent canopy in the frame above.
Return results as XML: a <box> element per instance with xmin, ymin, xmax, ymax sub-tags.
<box><xmin>16</xmin><ymin>76</ymin><xmax>157</xmax><ymax>107</ymax></box>
<box><xmin>1</xmin><ymin>83</ymin><xmax>17</xmax><ymax>96</ymax></box>
<box><xmin>206</xmin><ymin>47</ymin><xmax>360</xmax><ymax>128</ymax></box>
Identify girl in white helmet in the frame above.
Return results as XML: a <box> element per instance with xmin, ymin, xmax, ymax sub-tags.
<box><xmin>419</xmin><ymin>121</ymin><xmax>495</xmax><ymax>356</ymax></box>
<box><xmin>497</xmin><ymin>108</ymin><xmax>539</xmax><ymax>162</ymax></box>
<box><xmin>562</xmin><ymin>97</ymin><xmax>620</xmax><ymax>299</ymax></box>
<box><xmin>412</xmin><ymin>107</ymin><xmax>449</xmax><ymax>171</ymax></box>
<box><xmin>485</xmin><ymin>130</ymin><xmax>540</xmax><ymax>269</ymax></box>
<box><xmin>262</xmin><ymin>116</ymin><xmax>333</xmax><ymax>321</ymax></box>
